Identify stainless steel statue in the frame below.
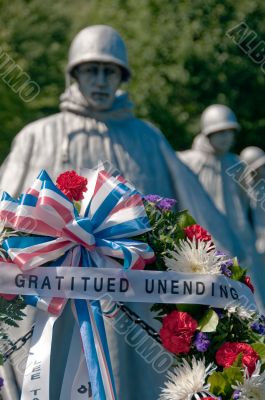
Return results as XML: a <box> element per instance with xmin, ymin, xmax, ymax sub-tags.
<box><xmin>179</xmin><ymin>104</ymin><xmax>265</xmax><ymax>303</ymax></box>
<box><xmin>179</xmin><ymin>105</ymin><xmax>257</xmax><ymax>245</ymax></box>
<box><xmin>240</xmin><ymin>146</ymin><xmax>265</xmax><ymax>256</ymax></box>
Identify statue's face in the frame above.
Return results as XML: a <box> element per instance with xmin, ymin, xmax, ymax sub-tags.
<box><xmin>256</xmin><ymin>164</ymin><xmax>265</xmax><ymax>179</ymax></box>
<box><xmin>75</xmin><ymin>62</ymin><xmax>122</xmax><ymax>110</ymax></box>
<box><xmin>208</xmin><ymin>130</ymin><xmax>235</xmax><ymax>154</ymax></box>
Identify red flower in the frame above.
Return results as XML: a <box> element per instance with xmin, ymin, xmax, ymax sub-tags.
<box><xmin>159</xmin><ymin>310</ymin><xmax>198</xmax><ymax>354</ymax></box>
<box><xmin>56</xmin><ymin>170</ymin><xmax>88</xmax><ymax>201</ymax></box>
<box><xmin>244</xmin><ymin>276</ymin><xmax>254</xmax><ymax>293</ymax></box>
<box><xmin>184</xmin><ymin>224</ymin><xmax>212</xmax><ymax>243</ymax></box>
<box><xmin>0</xmin><ymin>293</ymin><xmax>16</xmax><ymax>301</ymax></box>
<box><xmin>216</xmin><ymin>342</ymin><xmax>259</xmax><ymax>375</ymax></box>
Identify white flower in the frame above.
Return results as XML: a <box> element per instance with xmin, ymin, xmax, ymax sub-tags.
<box><xmin>232</xmin><ymin>362</ymin><xmax>265</xmax><ymax>400</ymax></box>
<box><xmin>225</xmin><ymin>305</ymin><xmax>256</xmax><ymax>321</ymax></box>
<box><xmin>159</xmin><ymin>357</ymin><xmax>215</xmax><ymax>400</ymax></box>
<box><xmin>164</xmin><ymin>238</ymin><xmax>224</xmax><ymax>275</ymax></box>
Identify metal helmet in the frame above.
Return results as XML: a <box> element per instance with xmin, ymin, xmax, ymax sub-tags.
<box><xmin>200</xmin><ymin>104</ymin><xmax>240</xmax><ymax>136</ymax></box>
<box><xmin>240</xmin><ymin>146</ymin><xmax>265</xmax><ymax>171</ymax></box>
<box><xmin>67</xmin><ymin>25</ymin><xmax>131</xmax><ymax>81</ymax></box>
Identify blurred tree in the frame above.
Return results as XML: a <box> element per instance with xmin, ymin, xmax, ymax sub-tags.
<box><xmin>0</xmin><ymin>0</ymin><xmax>264</xmax><ymax>163</ymax></box>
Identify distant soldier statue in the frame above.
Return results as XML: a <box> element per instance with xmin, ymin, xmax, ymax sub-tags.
<box><xmin>1</xmin><ymin>29</ymin><xmax>265</xmax><ymax>400</ymax></box>
<box><xmin>240</xmin><ymin>146</ymin><xmax>265</xmax><ymax>256</ymax></box>
<box><xmin>179</xmin><ymin>104</ymin><xmax>265</xmax><ymax>300</ymax></box>
<box><xmin>179</xmin><ymin>104</ymin><xmax>254</xmax><ymax>247</ymax></box>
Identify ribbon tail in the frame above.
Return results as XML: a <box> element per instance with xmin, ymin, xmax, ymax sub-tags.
<box><xmin>74</xmin><ymin>299</ymin><xmax>117</xmax><ymax>400</ymax></box>
<box><xmin>21</xmin><ymin>311</ymin><xmax>57</xmax><ymax>400</ymax></box>
<box><xmin>59</xmin><ymin>323</ymin><xmax>92</xmax><ymax>399</ymax></box>
<box><xmin>89</xmin><ymin>300</ymin><xmax>117</xmax><ymax>399</ymax></box>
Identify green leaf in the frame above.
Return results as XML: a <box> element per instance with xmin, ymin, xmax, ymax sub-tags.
<box><xmin>208</xmin><ymin>366</ymin><xmax>243</xmax><ymax>397</ymax></box>
<box><xmin>198</xmin><ymin>309</ymin><xmax>219</xmax><ymax>332</ymax></box>
<box><xmin>252</xmin><ymin>343</ymin><xmax>265</xmax><ymax>362</ymax></box>
<box><xmin>0</xmin><ymin>296</ymin><xmax>26</xmax><ymax>328</ymax></box>
<box><xmin>230</xmin><ymin>264</ymin><xmax>246</xmax><ymax>281</ymax></box>
<box><xmin>232</xmin><ymin>353</ymin><xmax>243</xmax><ymax>368</ymax></box>
<box><xmin>176</xmin><ymin>210</ymin><xmax>196</xmax><ymax>229</ymax></box>
<box><xmin>207</xmin><ymin>371</ymin><xmax>228</xmax><ymax>396</ymax></box>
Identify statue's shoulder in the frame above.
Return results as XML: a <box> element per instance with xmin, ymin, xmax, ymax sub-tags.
<box><xmin>130</xmin><ymin>117</ymin><xmax>164</xmax><ymax>140</ymax></box>
<box><xmin>17</xmin><ymin>112</ymin><xmax>62</xmax><ymax>139</ymax></box>
<box><xmin>225</xmin><ymin>152</ymin><xmax>241</xmax><ymax>164</ymax></box>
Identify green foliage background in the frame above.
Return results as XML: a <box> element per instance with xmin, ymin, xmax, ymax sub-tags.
<box><xmin>0</xmin><ymin>0</ymin><xmax>264</xmax><ymax>163</ymax></box>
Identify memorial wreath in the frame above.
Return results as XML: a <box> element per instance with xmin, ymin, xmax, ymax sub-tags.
<box><xmin>0</xmin><ymin>167</ymin><xmax>264</xmax><ymax>400</ymax></box>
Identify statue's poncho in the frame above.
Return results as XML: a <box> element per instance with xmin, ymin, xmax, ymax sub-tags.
<box><xmin>247</xmin><ymin>183</ymin><xmax>265</xmax><ymax>256</ymax></box>
<box><xmin>179</xmin><ymin>134</ymin><xmax>265</xmax><ymax>294</ymax></box>
<box><xmin>179</xmin><ymin>134</ymin><xmax>255</xmax><ymax>248</ymax></box>
<box><xmin>0</xmin><ymin>86</ymin><xmax>264</xmax><ymax>400</ymax></box>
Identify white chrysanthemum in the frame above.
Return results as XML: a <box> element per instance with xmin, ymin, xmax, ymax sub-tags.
<box><xmin>225</xmin><ymin>305</ymin><xmax>256</xmax><ymax>321</ymax></box>
<box><xmin>164</xmin><ymin>238</ymin><xmax>224</xmax><ymax>275</ymax></box>
<box><xmin>232</xmin><ymin>362</ymin><xmax>265</xmax><ymax>400</ymax></box>
<box><xmin>159</xmin><ymin>357</ymin><xmax>215</xmax><ymax>400</ymax></box>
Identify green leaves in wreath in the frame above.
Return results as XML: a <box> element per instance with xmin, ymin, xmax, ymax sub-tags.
<box><xmin>0</xmin><ymin>296</ymin><xmax>26</xmax><ymax>327</ymax></box>
<box><xmin>229</xmin><ymin>258</ymin><xmax>247</xmax><ymax>281</ymax></box>
<box><xmin>176</xmin><ymin>210</ymin><xmax>196</xmax><ymax>230</ymax></box>
<box><xmin>252</xmin><ymin>342</ymin><xmax>265</xmax><ymax>363</ymax></box>
<box><xmin>198</xmin><ymin>309</ymin><xmax>219</xmax><ymax>333</ymax></box>
<box><xmin>208</xmin><ymin>365</ymin><xmax>243</xmax><ymax>399</ymax></box>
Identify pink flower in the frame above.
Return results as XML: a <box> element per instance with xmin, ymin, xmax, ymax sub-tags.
<box><xmin>56</xmin><ymin>170</ymin><xmax>88</xmax><ymax>201</ymax></box>
<box><xmin>159</xmin><ymin>310</ymin><xmax>198</xmax><ymax>354</ymax></box>
<box><xmin>184</xmin><ymin>224</ymin><xmax>212</xmax><ymax>243</ymax></box>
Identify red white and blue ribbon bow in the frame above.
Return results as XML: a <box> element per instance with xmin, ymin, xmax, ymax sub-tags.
<box><xmin>0</xmin><ymin>168</ymin><xmax>155</xmax><ymax>400</ymax></box>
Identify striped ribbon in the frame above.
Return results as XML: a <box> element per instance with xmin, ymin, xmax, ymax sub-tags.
<box><xmin>191</xmin><ymin>392</ymin><xmax>218</xmax><ymax>399</ymax></box>
<box><xmin>0</xmin><ymin>168</ymin><xmax>155</xmax><ymax>400</ymax></box>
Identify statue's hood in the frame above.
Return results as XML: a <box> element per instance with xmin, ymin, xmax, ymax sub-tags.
<box><xmin>60</xmin><ymin>83</ymin><xmax>134</xmax><ymax>121</ymax></box>
<box><xmin>192</xmin><ymin>133</ymin><xmax>216</xmax><ymax>154</ymax></box>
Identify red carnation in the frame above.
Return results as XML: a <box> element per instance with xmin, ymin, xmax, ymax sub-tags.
<box><xmin>56</xmin><ymin>170</ymin><xmax>88</xmax><ymax>201</ymax></box>
<box><xmin>216</xmin><ymin>342</ymin><xmax>259</xmax><ymax>375</ymax></box>
<box><xmin>0</xmin><ymin>293</ymin><xmax>17</xmax><ymax>301</ymax></box>
<box><xmin>159</xmin><ymin>310</ymin><xmax>198</xmax><ymax>354</ymax></box>
<box><xmin>244</xmin><ymin>276</ymin><xmax>254</xmax><ymax>293</ymax></box>
<box><xmin>184</xmin><ymin>224</ymin><xmax>212</xmax><ymax>243</ymax></box>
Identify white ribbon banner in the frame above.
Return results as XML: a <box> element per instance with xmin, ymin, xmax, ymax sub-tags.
<box><xmin>0</xmin><ymin>264</ymin><xmax>256</xmax><ymax>310</ymax></box>
<box><xmin>21</xmin><ymin>311</ymin><xmax>57</xmax><ymax>400</ymax></box>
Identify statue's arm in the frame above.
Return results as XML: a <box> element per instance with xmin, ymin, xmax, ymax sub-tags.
<box><xmin>0</xmin><ymin>127</ymin><xmax>34</xmax><ymax>196</ymax></box>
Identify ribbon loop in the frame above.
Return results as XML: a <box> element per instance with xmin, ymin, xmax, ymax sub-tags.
<box><xmin>0</xmin><ymin>167</ymin><xmax>155</xmax><ymax>400</ymax></box>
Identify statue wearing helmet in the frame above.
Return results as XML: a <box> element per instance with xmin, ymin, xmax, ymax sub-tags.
<box><xmin>1</xmin><ymin>28</ymin><xmax>265</xmax><ymax>400</ymax></box>
<box><xmin>179</xmin><ymin>104</ymin><xmax>243</xmax><ymax>212</ymax></box>
<box><xmin>179</xmin><ymin>104</ymin><xmax>264</xmax><ymax>292</ymax></box>
<box><xmin>240</xmin><ymin>146</ymin><xmax>265</xmax><ymax>255</ymax></box>
<box><xmin>68</xmin><ymin>25</ymin><xmax>131</xmax><ymax>81</ymax></box>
